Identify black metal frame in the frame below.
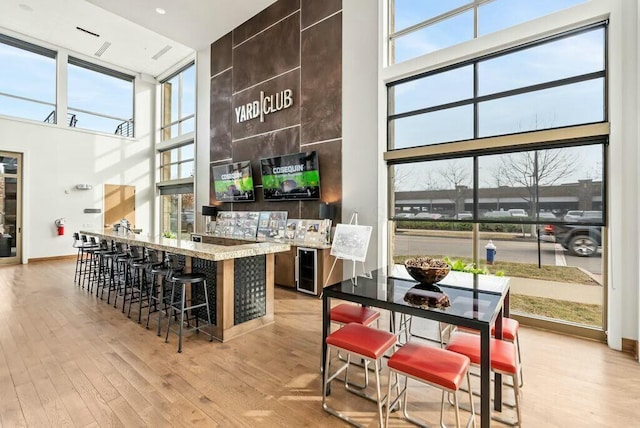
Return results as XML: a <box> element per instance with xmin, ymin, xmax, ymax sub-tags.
<box><xmin>321</xmin><ymin>269</ymin><xmax>510</xmax><ymax>428</ymax></box>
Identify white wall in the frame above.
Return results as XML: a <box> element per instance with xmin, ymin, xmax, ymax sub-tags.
<box><xmin>195</xmin><ymin>48</ymin><xmax>212</xmax><ymax>232</ymax></box>
<box><xmin>0</xmin><ymin>79</ymin><xmax>155</xmax><ymax>260</ymax></box>
<box><xmin>342</xmin><ymin>0</ymin><xmax>380</xmax><ymax>274</ymax></box>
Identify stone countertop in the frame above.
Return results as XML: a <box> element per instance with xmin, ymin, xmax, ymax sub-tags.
<box><xmin>194</xmin><ymin>233</ymin><xmax>333</xmax><ymax>250</ymax></box>
<box><xmin>81</xmin><ymin>230</ymin><xmax>290</xmax><ymax>261</ymax></box>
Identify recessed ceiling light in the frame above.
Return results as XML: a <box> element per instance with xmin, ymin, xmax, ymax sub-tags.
<box><xmin>155</xmin><ymin>7</ymin><xmax>166</xmax><ymax>15</ymax></box>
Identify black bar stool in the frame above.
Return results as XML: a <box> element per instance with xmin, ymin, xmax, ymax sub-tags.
<box><xmin>164</xmin><ymin>254</ymin><xmax>214</xmax><ymax>353</ymax></box>
<box><xmin>72</xmin><ymin>233</ymin><xmax>95</xmax><ymax>284</ymax></box>
<box><xmin>145</xmin><ymin>251</ymin><xmax>178</xmax><ymax>336</ymax></box>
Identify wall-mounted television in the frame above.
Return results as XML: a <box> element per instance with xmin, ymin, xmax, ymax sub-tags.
<box><xmin>211</xmin><ymin>161</ymin><xmax>255</xmax><ymax>202</ymax></box>
<box><xmin>260</xmin><ymin>151</ymin><xmax>321</xmax><ymax>200</ymax></box>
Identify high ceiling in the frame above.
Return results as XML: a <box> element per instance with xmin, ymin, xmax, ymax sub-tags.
<box><xmin>0</xmin><ymin>0</ymin><xmax>275</xmax><ymax>77</ymax></box>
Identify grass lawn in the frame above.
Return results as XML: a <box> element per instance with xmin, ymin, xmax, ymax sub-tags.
<box><xmin>393</xmin><ymin>255</ymin><xmax>600</xmax><ymax>286</ymax></box>
<box><xmin>511</xmin><ymin>294</ymin><xmax>602</xmax><ymax>327</ymax></box>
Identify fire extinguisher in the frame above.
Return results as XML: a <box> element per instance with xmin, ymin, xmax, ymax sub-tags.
<box><xmin>55</xmin><ymin>218</ymin><xmax>65</xmax><ymax>236</ymax></box>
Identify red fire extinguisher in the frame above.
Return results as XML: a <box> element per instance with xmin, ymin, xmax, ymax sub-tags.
<box><xmin>55</xmin><ymin>218</ymin><xmax>65</xmax><ymax>236</ymax></box>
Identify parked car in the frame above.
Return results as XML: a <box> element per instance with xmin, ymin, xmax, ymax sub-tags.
<box><xmin>538</xmin><ymin>212</ymin><xmax>557</xmax><ymax>220</ymax></box>
<box><xmin>563</xmin><ymin>210</ymin><xmax>601</xmax><ymax>222</ymax></box>
<box><xmin>508</xmin><ymin>209</ymin><xmax>528</xmax><ymax>217</ymax></box>
<box><xmin>540</xmin><ymin>211</ymin><xmax>602</xmax><ymax>257</ymax></box>
<box><xmin>394</xmin><ymin>212</ymin><xmax>415</xmax><ymax>219</ymax></box>
<box><xmin>483</xmin><ymin>210</ymin><xmax>513</xmax><ymax>218</ymax></box>
<box><xmin>455</xmin><ymin>211</ymin><xmax>473</xmax><ymax>220</ymax></box>
<box><xmin>413</xmin><ymin>212</ymin><xmax>443</xmax><ymax>220</ymax></box>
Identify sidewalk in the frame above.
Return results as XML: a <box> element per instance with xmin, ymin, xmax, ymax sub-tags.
<box><xmin>510</xmin><ymin>277</ymin><xmax>602</xmax><ymax>305</ymax></box>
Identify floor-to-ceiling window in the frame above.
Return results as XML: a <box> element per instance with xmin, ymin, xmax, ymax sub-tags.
<box><xmin>386</xmin><ymin>17</ymin><xmax>608</xmax><ymax>338</ymax></box>
<box><xmin>157</xmin><ymin>62</ymin><xmax>195</xmax><ymax>239</ymax></box>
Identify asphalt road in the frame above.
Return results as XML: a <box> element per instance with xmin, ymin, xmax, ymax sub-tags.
<box><xmin>394</xmin><ymin>235</ymin><xmax>602</xmax><ymax>275</ymax></box>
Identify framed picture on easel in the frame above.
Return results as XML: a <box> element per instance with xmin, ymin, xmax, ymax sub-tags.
<box><xmin>330</xmin><ymin>224</ymin><xmax>372</xmax><ymax>263</ymax></box>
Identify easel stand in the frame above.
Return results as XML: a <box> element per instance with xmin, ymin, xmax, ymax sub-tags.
<box><xmin>324</xmin><ymin>212</ymin><xmax>369</xmax><ymax>287</ymax></box>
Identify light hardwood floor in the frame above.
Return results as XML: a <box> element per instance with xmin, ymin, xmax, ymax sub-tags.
<box><xmin>0</xmin><ymin>259</ymin><xmax>639</xmax><ymax>427</ymax></box>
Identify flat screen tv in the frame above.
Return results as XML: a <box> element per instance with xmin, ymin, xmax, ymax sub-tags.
<box><xmin>261</xmin><ymin>151</ymin><xmax>321</xmax><ymax>200</ymax></box>
<box><xmin>211</xmin><ymin>161</ymin><xmax>255</xmax><ymax>202</ymax></box>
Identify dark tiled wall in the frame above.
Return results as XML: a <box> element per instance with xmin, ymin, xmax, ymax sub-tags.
<box><xmin>209</xmin><ymin>0</ymin><xmax>342</xmax><ymax>222</ymax></box>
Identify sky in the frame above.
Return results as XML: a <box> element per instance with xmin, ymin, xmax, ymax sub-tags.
<box><xmin>0</xmin><ymin>42</ymin><xmax>134</xmax><ymax>134</ymax></box>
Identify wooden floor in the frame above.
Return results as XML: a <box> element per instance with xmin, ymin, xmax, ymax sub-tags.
<box><xmin>0</xmin><ymin>260</ymin><xmax>639</xmax><ymax>427</ymax></box>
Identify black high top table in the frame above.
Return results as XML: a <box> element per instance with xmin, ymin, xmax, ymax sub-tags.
<box><xmin>321</xmin><ymin>266</ymin><xmax>510</xmax><ymax>428</ymax></box>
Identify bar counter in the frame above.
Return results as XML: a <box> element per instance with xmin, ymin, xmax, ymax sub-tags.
<box><xmin>81</xmin><ymin>230</ymin><xmax>290</xmax><ymax>342</ymax></box>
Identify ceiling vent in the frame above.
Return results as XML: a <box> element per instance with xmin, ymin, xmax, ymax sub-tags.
<box><xmin>152</xmin><ymin>45</ymin><xmax>172</xmax><ymax>60</ymax></box>
<box><xmin>94</xmin><ymin>41</ymin><xmax>111</xmax><ymax>57</ymax></box>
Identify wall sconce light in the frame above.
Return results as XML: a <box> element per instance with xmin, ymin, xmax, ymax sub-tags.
<box><xmin>76</xmin><ymin>184</ymin><xmax>93</xmax><ymax>190</ymax></box>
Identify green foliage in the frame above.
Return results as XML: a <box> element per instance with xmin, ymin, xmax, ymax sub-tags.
<box><xmin>162</xmin><ymin>230</ymin><xmax>177</xmax><ymax>239</ymax></box>
<box><xmin>443</xmin><ymin>256</ymin><xmax>491</xmax><ymax>275</ymax></box>
<box><xmin>395</xmin><ymin>220</ymin><xmax>525</xmax><ymax>233</ymax></box>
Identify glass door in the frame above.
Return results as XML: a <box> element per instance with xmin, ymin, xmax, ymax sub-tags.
<box><xmin>0</xmin><ymin>152</ymin><xmax>22</xmax><ymax>264</ymax></box>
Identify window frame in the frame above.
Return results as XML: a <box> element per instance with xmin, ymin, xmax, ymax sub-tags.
<box><xmin>387</xmin><ymin>22</ymin><xmax>607</xmax><ymax>151</ymax></box>
<box><xmin>0</xmin><ymin>33</ymin><xmax>57</xmax><ymax>124</ymax></box>
<box><xmin>67</xmin><ymin>56</ymin><xmax>135</xmax><ymax>137</ymax></box>
<box><xmin>160</xmin><ymin>62</ymin><xmax>196</xmax><ymax>142</ymax></box>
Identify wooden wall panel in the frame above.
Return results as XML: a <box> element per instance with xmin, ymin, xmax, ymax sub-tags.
<box><xmin>233</xmin><ymin>0</ymin><xmax>300</xmax><ymax>46</ymax></box>
<box><xmin>300</xmin><ymin>12</ymin><xmax>342</xmax><ymax>144</ymax></box>
<box><xmin>232</xmin><ymin>13</ymin><xmax>300</xmax><ymax>93</ymax></box>
<box><xmin>301</xmin><ymin>0</ymin><xmax>341</xmax><ymax>29</ymax></box>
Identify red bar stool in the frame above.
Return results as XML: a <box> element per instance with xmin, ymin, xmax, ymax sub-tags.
<box><xmin>442</xmin><ymin>317</ymin><xmax>523</xmax><ymax>387</ymax></box>
<box><xmin>491</xmin><ymin>318</ymin><xmax>523</xmax><ymax>387</ymax></box>
<box><xmin>386</xmin><ymin>342</ymin><xmax>475</xmax><ymax>428</ymax></box>
<box><xmin>445</xmin><ymin>332</ymin><xmax>522</xmax><ymax>427</ymax></box>
<box><xmin>330</xmin><ymin>303</ymin><xmax>381</xmax><ymax>389</ymax></box>
<box><xmin>323</xmin><ymin>323</ymin><xmax>397</xmax><ymax>427</ymax></box>
<box><xmin>330</xmin><ymin>303</ymin><xmax>380</xmax><ymax>327</ymax></box>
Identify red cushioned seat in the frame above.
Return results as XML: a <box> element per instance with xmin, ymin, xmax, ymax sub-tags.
<box><xmin>388</xmin><ymin>342</ymin><xmax>470</xmax><ymax>391</ymax></box>
<box><xmin>326</xmin><ymin>323</ymin><xmax>396</xmax><ymax>359</ymax></box>
<box><xmin>323</xmin><ymin>323</ymin><xmax>397</xmax><ymax>427</ymax></box>
<box><xmin>491</xmin><ymin>317</ymin><xmax>519</xmax><ymax>341</ymax></box>
<box><xmin>330</xmin><ymin>303</ymin><xmax>380</xmax><ymax>326</ymax></box>
<box><xmin>445</xmin><ymin>332</ymin><xmax>517</xmax><ymax>374</ymax></box>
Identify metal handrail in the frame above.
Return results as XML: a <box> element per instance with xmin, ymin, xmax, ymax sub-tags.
<box><xmin>115</xmin><ymin>119</ymin><xmax>134</xmax><ymax>137</ymax></box>
<box><xmin>44</xmin><ymin>110</ymin><xmax>77</xmax><ymax>127</ymax></box>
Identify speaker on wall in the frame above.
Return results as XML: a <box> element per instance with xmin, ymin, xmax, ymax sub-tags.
<box><xmin>319</xmin><ymin>202</ymin><xmax>335</xmax><ymax>220</ymax></box>
<box><xmin>202</xmin><ymin>206</ymin><xmax>219</xmax><ymax>217</ymax></box>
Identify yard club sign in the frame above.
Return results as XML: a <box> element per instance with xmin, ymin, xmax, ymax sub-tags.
<box><xmin>235</xmin><ymin>89</ymin><xmax>293</xmax><ymax>123</ymax></box>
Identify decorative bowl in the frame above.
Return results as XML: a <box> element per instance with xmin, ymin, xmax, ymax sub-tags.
<box><xmin>404</xmin><ymin>285</ymin><xmax>451</xmax><ymax>309</ymax></box>
<box><xmin>404</xmin><ymin>257</ymin><xmax>450</xmax><ymax>285</ymax></box>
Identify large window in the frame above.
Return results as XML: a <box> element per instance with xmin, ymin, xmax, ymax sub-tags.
<box><xmin>159</xmin><ymin>143</ymin><xmax>195</xmax><ymax>181</ymax></box>
<box><xmin>0</xmin><ymin>34</ymin><xmax>56</xmax><ymax>123</ymax></box>
<box><xmin>388</xmin><ymin>25</ymin><xmax>606</xmax><ymax>150</ymax></box>
<box><xmin>161</xmin><ymin>63</ymin><xmax>195</xmax><ymax>141</ymax></box>
<box><xmin>389</xmin><ymin>0</ymin><xmax>588</xmax><ymax>64</ymax></box>
<box><xmin>387</xmin><ymin>23</ymin><xmax>608</xmax><ymax>336</ymax></box>
<box><xmin>67</xmin><ymin>58</ymin><xmax>134</xmax><ymax>136</ymax></box>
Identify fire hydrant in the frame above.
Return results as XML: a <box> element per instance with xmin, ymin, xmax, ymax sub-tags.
<box><xmin>485</xmin><ymin>240</ymin><xmax>496</xmax><ymax>265</ymax></box>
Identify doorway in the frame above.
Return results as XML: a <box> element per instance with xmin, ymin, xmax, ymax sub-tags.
<box><xmin>0</xmin><ymin>152</ymin><xmax>22</xmax><ymax>265</ymax></box>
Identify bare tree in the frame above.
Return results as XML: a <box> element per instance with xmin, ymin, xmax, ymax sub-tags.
<box><xmin>392</xmin><ymin>165</ymin><xmax>415</xmax><ymax>191</ymax></box>
<box><xmin>420</xmin><ymin>172</ymin><xmax>440</xmax><ymax>212</ymax></box>
<box><xmin>439</xmin><ymin>161</ymin><xmax>470</xmax><ymax>216</ymax></box>
<box><xmin>483</xmin><ymin>164</ymin><xmax>508</xmax><ymax>211</ymax></box>
<box><xmin>499</xmin><ymin>149</ymin><xmax>577</xmax><ymax>215</ymax></box>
